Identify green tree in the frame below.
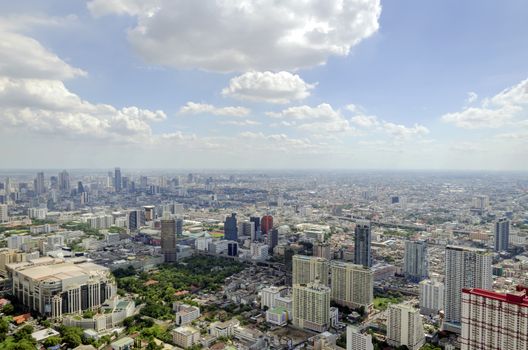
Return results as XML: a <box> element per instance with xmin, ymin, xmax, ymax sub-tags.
<box><xmin>1</xmin><ymin>304</ymin><xmax>14</xmax><ymax>315</ymax></box>
<box><xmin>43</xmin><ymin>336</ymin><xmax>62</xmax><ymax>347</ymax></box>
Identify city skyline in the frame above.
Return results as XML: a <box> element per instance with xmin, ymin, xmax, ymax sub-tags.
<box><xmin>0</xmin><ymin>1</ymin><xmax>527</xmax><ymax>170</ymax></box>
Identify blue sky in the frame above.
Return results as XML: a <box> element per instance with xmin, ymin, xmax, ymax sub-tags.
<box><xmin>0</xmin><ymin>0</ymin><xmax>527</xmax><ymax>169</ymax></box>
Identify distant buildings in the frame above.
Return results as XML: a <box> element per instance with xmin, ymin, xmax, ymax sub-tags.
<box><xmin>330</xmin><ymin>261</ymin><xmax>373</xmax><ymax>310</ymax></box>
<box><xmin>114</xmin><ymin>167</ymin><xmax>122</xmax><ymax>192</ymax></box>
<box><xmin>494</xmin><ymin>217</ymin><xmax>511</xmax><ymax>252</ymax></box>
<box><xmin>403</xmin><ymin>240</ymin><xmax>428</xmax><ymax>282</ymax></box>
<box><xmin>127</xmin><ymin>209</ymin><xmax>144</xmax><ymax>231</ymax></box>
<box><xmin>444</xmin><ymin>246</ymin><xmax>493</xmax><ymax>331</ymax></box>
<box><xmin>461</xmin><ymin>286</ymin><xmax>528</xmax><ymax>350</ymax></box>
<box><xmin>292</xmin><ymin>280</ymin><xmax>331</xmax><ymax>332</ymax></box>
<box><xmin>354</xmin><ymin>220</ymin><xmax>372</xmax><ymax>268</ymax></box>
<box><xmin>419</xmin><ymin>279</ymin><xmax>444</xmax><ymax>316</ymax></box>
<box><xmin>34</xmin><ymin>172</ymin><xmax>45</xmax><ymax>195</ymax></box>
<box><xmin>386</xmin><ymin>303</ymin><xmax>425</xmax><ymax>350</ymax></box>
<box><xmin>0</xmin><ymin>204</ymin><xmax>8</xmax><ymax>222</ymax></box>
<box><xmin>224</xmin><ymin>213</ymin><xmax>238</xmax><ymax>241</ymax></box>
<box><xmin>161</xmin><ymin>216</ymin><xmax>177</xmax><ymax>263</ymax></box>
<box><xmin>292</xmin><ymin>255</ymin><xmax>329</xmax><ymax>286</ymax></box>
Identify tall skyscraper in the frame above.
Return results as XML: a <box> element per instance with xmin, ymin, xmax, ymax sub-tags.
<box><xmin>128</xmin><ymin>210</ymin><xmax>145</xmax><ymax>231</ymax></box>
<box><xmin>175</xmin><ymin>218</ymin><xmax>184</xmax><ymax>237</ymax></box>
<box><xmin>223</xmin><ymin>213</ymin><xmax>238</xmax><ymax>241</ymax></box>
<box><xmin>268</xmin><ymin>228</ymin><xmax>279</xmax><ymax>252</ymax></box>
<box><xmin>0</xmin><ymin>204</ymin><xmax>8</xmax><ymax>223</ymax></box>
<box><xmin>494</xmin><ymin>217</ymin><xmax>510</xmax><ymax>252</ymax></box>
<box><xmin>161</xmin><ymin>216</ymin><xmax>177</xmax><ymax>263</ymax></box>
<box><xmin>403</xmin><ymin>240</ymin><xmax>428</xmax><ymax>282</ymax></box>
<box><xmin>386</xmin><ymin>303</ymin><xmax>425</xmax><ymax>350</ymax></box>
<box><xmin>114</xmin><ymin>167</ymin><xmax>122</xmax><ymax>192</ymax></box>
<box><xmin>34</xmin><ymin>172</ymin><xmax>45</xmax><ymax>195</ymax></box>
<box><xmin>330</xmin><ymin>261</ymin><xmax>373</xmax><ymax>310</ymax></box>
<box><xmin>261</xmin><ymin>215</ymin><xmax>273</xmax><ymax>236</ymax></box>
<box><xmin>250</xmin><ymin>216</ymin><xmax>261</xmax><ymax>239</ymax></box>
<box><xmin>461</xmin><ymin>286</ymin><xmax>528</xmax><ymax>350</ymax></box>
<box><xmin>59</xmin><ymin>170</ymin><xmax>70</xmax><ymax>193</ymax></box>
<box><xmin>292</xmin><ymin>255</ymin><xmax>329</xmax><ymax>286</ymax></box>
<box><xmin>444</xmin><ymin>246</ymin><xmax>493</xmax><ymax>331</ymax></box>
<box><xmin>354</xmin><ymin>220</ymin><xmax>372</xmax><ymax>268</ymax></box>
<box><xmin>292</xmin><ymin>280</ymin><xmax>331</xmax><ymax>332</ymax></box>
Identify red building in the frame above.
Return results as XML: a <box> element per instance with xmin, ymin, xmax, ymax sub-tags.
<box><xmin>261</xmin><ymin>215</ymin><xmax>273</xmax><ymax>236</ymax></box>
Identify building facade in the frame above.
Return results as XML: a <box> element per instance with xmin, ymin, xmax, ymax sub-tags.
<box><xmin>330</xmin><ymin>261</ymin><xmax>373</xmax><ymax>310</ymax></box>
<box><xmin>292</xmin><ymin>255</ymin><xmax>329</xmax><ymax>286</ymax></box>
<box><xmin>292</xmin><ymin>280</ymin><xmax>331</xmax><ymax>332</ymax></box>
<box><xmin>387</xmin><ymin>304</ymin><xmax>425</xmax><ymax>350</ymax></box>
<box><xmin>494</xmin><ymin>217</ymin><xmax>511</xmax><ymax>252</ymax></box>
<box><xmin>403</xmin><ymin>240</ymin><xmax>428</xmax><ymax>282</ymax></box>
<box><xmin>419</xmin><ymin>279</ymin><xmax>444</xmax><ymax>316</ymax></box>
<box><xmin>354</xmin><ymin>220</ymin><xmax>372</xmax><ymax>268</ymax></box>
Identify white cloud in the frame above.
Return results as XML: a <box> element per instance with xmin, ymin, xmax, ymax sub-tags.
<box><xmin>221</xmin><ymin>71</ymin><xmax>315</xmax><ymax>104</ymax></box>
<box><xmin>220</xmin><ymin>119</ymin><xmax>261</xmax><ymax>127</ymax></box>
<box><xmin>466</xmin><ymin>91</ymin><xmax>478</xmax><ymax>104</ymax></box>
<box><xmin>442</xmin><ymin>78</ymin><xmax>528</xmax><ymax>129</ymax></box>
<box><xmin>0</xmin><ymin>30</ymin><xmax>86</xmax><ymax>80</ymax></box>
<box><xmin>350</xmin><ymin>114</ymin><xmax>379</xmax><ymax>128</ymax></box>
<box><xmin>179</xmin><ymin>102</ymin><xmax>250</xmax><ymax>117</ymax></box>
<box><xmin>268</xmin><ymin>103</ymin><xmax>353</xmax><ymax>134</ymax></box>
<box><xmin>87</xmin><ymin>0</ymin><xmax>381</xmax><ymax>72</ymax></box>
<box><xmin>381</xmin><ymin>122</ymin><xmax>429</xmax><ymax>139</ymax></box>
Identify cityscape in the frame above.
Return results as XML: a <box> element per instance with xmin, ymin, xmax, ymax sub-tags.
<box><xmin>1</xmin><ymin>1</ymin><xmax>528</xmax><ymax>350</ymax></box>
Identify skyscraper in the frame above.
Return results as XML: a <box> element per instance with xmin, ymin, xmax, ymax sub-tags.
<box><xmin>419</xmin><ymin>279</ymin><xmax>444</xmax><ymax>316</ymax></box>
<box><xmin>494</xmin><ymin>217</ymin><xmax>510</xmax><ymax>252</ymax></box>
<box><xmin>330</xmin><ymin>261</ymin><xmax>373</xmax><ymax>310</ymax></box>
<box><xmin>292</xmin><ymin>280</ymin><xmax>331</xmax><ymax>332</ymax></box>
<box><xmin>161</xmin><ymin>216</ymin><xmax>177</xmax><ymax>263</ymax></box>
<box><xmin>250</xmin><ymin>216</ymin><xmax>261</xmax><ymax>239</ymax></box>
<box><xmin>261</xmin><ymin>215</ymin><xmax>273</xmax><ymax>236</ymax></box>
<box><xmin>269</xmin><ymin>228</ymin><xmax>279</xmax><ymax>252</ymax></box>
<box><xmin>403</xmin><ymin>240</ymin><xmax>428</xmax><ymax>282</ymax></box>
<box><xmin>34</xmin><ymin>172</ymin><xmax>45</xmax><ymax>195</ymax></box>
<box><xmin>444</xmin><ymin>246</ymin><xmax>493</xmax><ymax>331</ymax></box>
<box><xmin>461</xmin><ymin>286</ymin><xmax>528</xmax><ymax>350</ymax></box>
<box><xmin>292</xmin><ymin>255</ymin><xmax>329</xmax><ymax>286</ymax></box>
<box><xmin>176</xmin><ymin>218</ymin><xmax>184</xmax><ymax>237</ymax></box>
<box><xmin>354</xmin><ymin>220</ymin><xmax>372</xmax><ymax>268</ymax></box>
<box><xmin>386</xmin><ymin>303</ymin><xmax>425</xmax><ymax>350</ymax></box>
<box><xmin>114</xmin><ymin>167</ymin><xmax>122</xmax><ymax>192</ymax></box>
<box><xmin>223</xmin><ymin>213</ymin><xmax>238</xmax><ymax>241</ymax></box>
<box><xmin>128</xmin><ymin>210</ymin><xmax>145</xmax><ymax>231</ymax></box>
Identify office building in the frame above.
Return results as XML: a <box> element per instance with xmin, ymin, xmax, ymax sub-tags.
<box><xmin>227</xmin><ymin>241</ymin><xmax>238</xmax><ymax>257</ymax></box>
<box><xmin>269</xmin><ymin>228</ymin><xmax>279</xmax><ymax>251</ymax></box>
<box><xmin>173</xmin><ymin>303</ymin><xmax>201</xmax><ymax>326</ymax></box>
<box><xmin>34</xmin><ymin>172</ymin><xmax>46</xmax><ymax>195</ymax></box>
<box><xmin>261</xmin><ymin>286</ymin><xmax>287</xmax><ymax>310</ymax></box>
<box><xmin>241</xmin><ymin>221</ymin><xmax>255</xmax><ymax>240</ymax></box>
<box><xmin>9</xmin><ymin>259</ymin><xmax>116</xmax><ymax>319</ymax></box>
<box><xmin>419</xmin><ymin>279</ymin><xmax>444</xmax><ymax>316</ymax></box>
<box><xmin>0</xmin><ymin>204</ymin><xmax>8</xmax><ymax>223</ymax></box>
<box><xmin>292</xmin><ymin>255</ymin><xmax>329</xmax><ymax>286</ymax></box>
<box><xmin>127</xmin><ymin>210</ymin><xmax>144</xmax><ymax>231</ymax></box>
<box><xmin>347</xmin><ymin>326</ymin><xmax>374</xmax><ymax>350</ymax></box>
<box><xmin>314</xmin><ymin>241</ymin><xmax>332</xmax><ymax>260</ymax></box>
<box><xmin>461</xmin><ymin>286</ymin><xmax>528</xmax><ymax>350</ymax></box>
<box><xmin>224</xmin><ymin>213</ymin><xmax>238</xmax><ymax>241</ymax></box>
<box><xmin>250</xmin><ymin>216</ymin><xmax>261</xmax><ymax>239</ymax></box>
<box><xmin>386</xmin><ymin>304</ymin><xmax>425</xmax><ymax>350</ymax></box>
<box><xmin>261</xmin><ymin>215</ymin><xmax>273</xmax><ymax>236</ymax></box>
<box><xmin>175</xmin><ymin>218</ymin><xmax>183</xmax><ymax>237</ymax></box>
<box><xmin>161</xmin><ymin>216</ymin><xmax>177</xmax><ymax>263</ymax></box>
<box><xmin>292</xmin><ymin>280</ymin><xmax>331</xmax><ymax>332</ymax></box>
<box><xmin>444</xmin><ymin>246</ymin><xmax>493</xmax><ymax>330</ymax></box>
<box><xmin>354</xmin><ymin>220</ymin><xmax>372</xmax><ymax>267</ymax></box>
<box><xmin>494</xmin><ymin>217</ymin><xmax>510</xmax><ymax>252</ymax></box>
<box><xmin>403</xmin><ymin>240</ymin><xmax>428</xmax><ymax>282</ymax></box>
<box><xmin>143</xmin><ymin>205</ymin><xmax>155</xmax><ymax>221</ymax></box>
<box><xmin>472</xmin><ymin>195</ymin><xmax>489</xmax><ymax>211</ymax></box>
<box><xmin>114</xmin><ymin>167</ymin><xmax>122</xmax><ymax>192</ymax></box>
<box><xmin>58</xmin><ymin>170</ymin><xmax>70</xmax><ymax>193</ymax></box>
<box><xmin>172</xmin><ymin>326</ymin><xmax>200</xmax><ymax>349</ymax></box>
<box><xmin>330</xmin><ymin>261</ymin><xmax>373</xmax><ymax>310</ymax></box>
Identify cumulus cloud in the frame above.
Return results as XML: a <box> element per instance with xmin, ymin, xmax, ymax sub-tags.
<box><xmin>350</xmin><ymin>114</ymin><xmax>379</xmax><ymax>128</ymax></box>
<box><xmin>220</xmin><ymin>119</ymin><xmax>261</xmax><ymax>127</ymax></box>
<box><xmin>221</xmin><ymin>71</ymin><xmax>315</xmax><ymax>104</ymax></box>
<box><xmin>179</xmin><ymin>102</ymin><xmax>250</xmax><ymax>117</ymax></box>
<box><xmin>0</xmin><ymin>30</ymin><xmax>86</xmax><ymax>80</ymax></box>
<box><xmin>466</xmin><ymin>91</ymin><xmax>478</xmax><ymax>104</ymax></box>
<box><xmin>442</xmin><ymin>78</ymin><xmax>528</xmax><ymax>129</ymax></box>
<box><xmin>87</xmin><ymin>0</ymin><xmax>381</xmax><ymax>72</ymax></box>
<box><xmin>268</xmin><ymin>103</ymin><xmax>353</xmax><ymax>133</ymax></box>
<box><xmin>381</xmin><ymin>122</ymin><xmax>429</xmax><ymax>139</ymax></box>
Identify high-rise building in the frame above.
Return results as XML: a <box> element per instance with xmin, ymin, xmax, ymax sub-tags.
<box><xmin>176</xmin><ymin>218</ymin><xmax>184</xmax><ymax>237</ymax></box>
<box><xmin>471</xmin><ymin>195</ymin><xmax>489</xmax><ymax>211</ymax></box>
<box><xmin>224</xmin><ymin>213</ymin><xmax>238</xmax><ymax>241</ymax></box>
<box><xmin>59</xmin><ymin>170</ymin><xmax>71</xmax><ymax>193</ymax></box>
<box><xmin>387</xmin><ymin>304</ymin><xmax>425</xmax><ymax>350</ymax></box>
<box><xmin>127</xmin><ymin>210</ymin><xmax>145</xmax><ymax>231</ymax></box>
<box><xmin>114</xmin><ymin>167</ymin><xmax>122</xmax><ymax>192</ymax></box>
<box><xmin>461</xmin><ymin>286</ymin><xmax>528</xmax><ymax>350</ymax></box>
<box><xmin>419</xmin><ymin>279</ymin><xmax>444</xmax><ymax>316</ymax></box>
<box><xmin>494</xmin><ymin>217</ymin><xmax>511</xmax><ymax>252</ymax></box>
<box><xmin>161</xmin><ymin>216</ymin><xmax>177</xmax><ymax>263</ymax></box>
<box><xmin>242</xmin><ymin>221</ymin><xmax>255</xmax><ymax>240</ymax></box>
<box><xmin>269</xmin><ymin>228</ymin><xmax>279</xmax><ymax>252</ymax></box>
<box><xmin>261</xmin><ymin>215</ymin><xmax>273</xmax><ymax>236</ymax></box>
<box><xmin>292</xmin><ymin>280</ymin><xmax>331</xmax><ymax>332</ymax></box>
<box><xmin>250</xmin><ymin>216</ymin><xmax>261</xmax><ymax>239</ymax></box>
<box><xmin>49</xmin><ymin>176</ymin><xmax>58</xmax><ymax>190</ymax></box>
<box><xmin>330</xmin><ymin>261</ymin><xmax>373</xmax><ymax>310</ymax></box>
<box><xmin>444</xmin><ymin>246</ymin><xmax>493</xmax><ymax>331</ymax></box>
<box><xmin>34</xmin><ymin>172</ymin><xmax>45</xmax><ymax>195</ymax></box>
<box><xmin>0</xmin><ymin>204</ymin><xmax>8</xmax><ymax>223</ymax></box>
<box><xmin>292</xmin><ymin>255</ymin><xmax>329</xmax><ymax>286</ymax></box>
<box><xmin>403</xmin><ymin>240</ymin><xmax>428</xmax><ymax>282</ymax></box>
<box><xmin>314</xmin><ymin>242</ymin><xmax>332</xmax><ymax>260</ymax></box>
<box><xmin>347</xmin><ymin>326</ymin><xmax>374</xmax><ymax>350</ymax></box>
<box><xmin>354</xmin><ymin>220</ymin><xmax>372</xmax><ymax>268</ymax></box>
<box><xmin>143</xmin><ymin>205</ymin><xmax>155</xmax><ymax>221</ymax></box>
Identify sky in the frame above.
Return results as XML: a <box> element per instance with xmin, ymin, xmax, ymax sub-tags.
<box><xmin>0</xmin><ymin>0</ymin><xmax>527</xmax><ymax>170</ymax></box>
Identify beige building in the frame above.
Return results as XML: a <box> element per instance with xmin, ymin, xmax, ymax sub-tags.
<box><xmin>172</xmin><ymin>326</ymin><xmax>200</xmax><ymax>348</ymax></box>
<box><xmin>293</xmin><ymin>280</ymin><xmax>331</xmax><ymax>332</ymax></box>
<box><xmin>292</xmin><ymin>255</ymin><xmax>329</xmax><ymax>285</ymax></box>
<box><xmin>330</xmin><ymin>261</ymin><xmax>373</xmax><ymax>310</ymax></box>
<box><xmin>386</xmin><ymin>304</ymin><xmax>425</xmax><ymax>350</ymax></box>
